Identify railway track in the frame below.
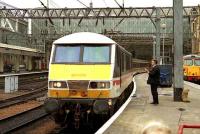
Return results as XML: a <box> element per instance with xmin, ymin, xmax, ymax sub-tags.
<box><xmin>0</xmin><ymin>105</ymin><xmax>48</xmax><ymax>134</ymax></box>
<box><xmin>0</xmin><ymin>72</ymin><xmax>142</xmax><ymax>134</ymax></box>
<box><xmin>0</xmin><ymin>86</ymin><xmax>47</xmax><ymax>109</ymax></box>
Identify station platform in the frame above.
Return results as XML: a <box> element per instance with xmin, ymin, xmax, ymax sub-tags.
<box><xmin>0</xmin><ymin>71</ymin><xmax>48</xmax><ymax>100</ymax></box>
<box><xmin>0</xmin><ymin>90</ymin><xmax>30</xmax><ymax>100</ymax></box>
<box><xmin>0</xmin><ymin>71</ymin><xmax>48</xmax><ymax>77</ymax></box>
<box><xmin>104</xmin><ymin>74</ymin><xmax>200</xmax><ymax>134</ymax></box>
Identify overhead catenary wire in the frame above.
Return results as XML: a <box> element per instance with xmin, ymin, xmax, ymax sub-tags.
<box><xmin>74</xmin><ymin>0</ymin><xmax>98</xmax><ymax>30</ymax></box>
<box><xmin>0</xmin><ymin>0</ymin><xmax>18</xmax><ymax>8</ymax></box>
<box><xmin>76</xmin><ymin>0</ymin><xmax>89</xmax><ymax>8</ymax></box>
<box><xmin>102</xmin><ymin>0</ymin><xmax>108</xmax><ymax>7</ymax></box>
<box><xmin>38</xmin><ymin>0</ymin><xmax>48</xmax><ymax>8</ymax></box>
<box><xmin>50</xmin><ymin>0</ymin><xmax>60</xmax><ymax>8</ymax></box>
<box><xmin>38</xmin><ymin>0</ymin><xmax>54</xmax><ymax>25</ymax></box>
<box><xmin>114</xmin><ymin>18</ymin><xmax>125</xmax><ymax>30</ymax></box>
<box><xmin>113</xmin><ymin>0</ymin><xmax>123</xmax><ymax>9</ymax></box>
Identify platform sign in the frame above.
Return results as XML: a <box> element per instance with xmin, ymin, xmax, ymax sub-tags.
<box><xmin>14</xmin><ymin>76</ymin><xmax>18</xmax><ymax>91</ymax></box>
<box><xmin>10</xmin><ymin>77</ymin><xmax>15</xmax><ymax>92</ymax></box>
<box><xmin>5</xmin><ymin>77</ymin><xmax>11</xmax><ymax>93</ymax></box>
<box><xmin>4</xmin><ymin>76</ymin><xmax>18</xmax><ymax>93</ymax></box>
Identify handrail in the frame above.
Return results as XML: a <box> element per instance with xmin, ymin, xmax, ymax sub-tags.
<box><xmin>178</xmin><ymin>124</ymin><xmax>200</xmax><ymax>134</ymax></box>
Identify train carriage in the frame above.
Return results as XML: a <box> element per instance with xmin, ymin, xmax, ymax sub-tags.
<box><xmin>45</xmin><ymin>32</ymin><xmax>134</xmax><ymax>126</ymax></box>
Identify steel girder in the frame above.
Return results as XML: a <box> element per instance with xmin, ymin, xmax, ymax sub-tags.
<box><xmin>0</xmin><ymin>6</ymin><xmax>199</xmax><ymax>19</ymax></box>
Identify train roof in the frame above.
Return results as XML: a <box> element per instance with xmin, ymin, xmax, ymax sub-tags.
<box><xmin>53</xmin><ymin>32</ymin><xmax>116</xmax><ymax>44</ymax></box>
<box><xmin>183</xmin><ymin>54</ymin><xmax>200</xmax><ymax>59</ymax></box>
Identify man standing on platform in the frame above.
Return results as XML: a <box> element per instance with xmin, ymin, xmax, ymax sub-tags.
<box><xmin>145</xmin><ymin>59</ymin><xmax>160</xmax><ymax>105</ymax></box>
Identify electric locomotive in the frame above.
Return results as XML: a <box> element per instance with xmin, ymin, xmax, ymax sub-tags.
<box><xmin>44</xmin><ymin>32</ymin><xmax>134</xmax><ymax>126</ymax></box>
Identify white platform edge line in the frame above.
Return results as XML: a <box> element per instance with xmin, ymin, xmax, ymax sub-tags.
<box><xmin>95</xmin><ymin>77</ymin><xmax>137</xmax><ymax>134</ymax></box>
<box><xmin>184</xmin><ymin>81</ymin><xmax>200</xmax><ymax>90</ymax></box>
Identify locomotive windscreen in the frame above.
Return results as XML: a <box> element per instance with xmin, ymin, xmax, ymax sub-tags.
<box><xmin>184</xmin><ymin>59</ymin><xmax>193</xmax><ymax>66</ymax></box>
<box><xmin>194</xmin><ymin>59</ymin><xmax>200</xmax><ymax>66</ymax></box>
<box><xmin>53</xmin><ymin>44</ymin><xmax>111</xmax><ymax>64</ymax></box>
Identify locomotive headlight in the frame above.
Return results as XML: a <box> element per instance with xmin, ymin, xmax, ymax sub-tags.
<box><xmin>53</xmin><ymin>82</ymin><xmax>57</xmax><ymax>87</ymax></box>
<box><xmin>97</xmin><ymin>82</ymin><xmax>106</xmax><ymax>88</ymax></box>
<box><xmin>56</xmin><ymin>82</ymin><xmax>62</xmax><ymax>88</ymax></box>
<box><xmin>90</xmin><ymin>81</ymin><xmax>110</xmax><ymax>89</ymax></box>
<box><xmin>49</xmin><ymin>81</ymin><xmax>68</xmax><ymax>88</ymax></box>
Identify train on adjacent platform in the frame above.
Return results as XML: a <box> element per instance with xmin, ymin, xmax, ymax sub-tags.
<box><xmin>183</xmin><ymin>54</ymin><xmax>200</xmax><ymax>83</ymax></box>
<box><xmin>44</xmin><ymin>32</ymin><xmax>146</xmax><ymax>128</ymax></box>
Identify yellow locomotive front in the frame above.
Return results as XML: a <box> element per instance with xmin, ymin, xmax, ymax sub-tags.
<box><xmin>48</xmin><ymin>45</ymin><xmax>112</xmax><ymax>99</ymax></box>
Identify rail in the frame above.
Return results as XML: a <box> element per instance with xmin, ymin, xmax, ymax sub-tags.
<box><xmin>0</xmin><ymin>105</ymin><xmax>48</xmax><ymax>134</ymax></box>
<box><xmin>0</xmin><ymin>86</ymin><xmax>47</xmax><ymax>109</ymax></box>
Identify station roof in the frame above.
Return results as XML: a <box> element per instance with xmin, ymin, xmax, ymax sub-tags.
<box><xmin>53</xmin><ymin>32</ymin><xmax>116</xmax><ymax>44</ymax></box>
<box><xmin>0</xmin><ymin>43</ymin><xmax>38</xmax><ymax>52</ymax></box>
<box><xmin>0</xmin><ymin>43</ymin><xmax>44</xmax><ymax>57</ymax></box>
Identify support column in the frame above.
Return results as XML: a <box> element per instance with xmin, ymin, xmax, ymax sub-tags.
<box><xmin>152</xmin><ymin>35</ymin><xmax>156</xmax><ymax>59</ymax></box>
<box><xmin>25</xmin><ymin>56</ymin><xmax>28</xmax><ymax>71</ymax></box>
<box><xmin>0</xmin><ymin>53</ymin><xmax>3</xmax><ymax>73</ymax></box>
<box><xmin>46</xmin><ymin>45</ymin><xmax>50</xmax><ymax>70</ymax></box>
<box><xmin>15</xmin><ymin>55</ymin><xmax>20</xmax><ymax>72</ymax></box>
<box><xmin>15</xmin><ymin>19</ymin><xmax>18</xmax><ymax>32</ymax></box>
<box><xmin>28</xmin><ymin>56</ymin><xmax>32</xmax><ymax>71</ymax></box>
<box><xmin>0</xmin><ymin>29</ymin><xmax>2</xmax><ymax>43</ymax></box>
<box><xmin>173</xmin><ymin>0</ymin><xmax>183</xmax><ymax>101</ymax></box>
<box><xmin>28</xmin><ymin>19</ymin><xmax>32</xmax><ymax>35</ymax></box>
<box><xmin>156</xmin><ymin>7</ymin><xmax>161</xmax><ymax>63</ymax></box>
<box><xmin>38</xmin><ymin>59</ymin><xmax>42</xmax><ymax>70</ymax></box>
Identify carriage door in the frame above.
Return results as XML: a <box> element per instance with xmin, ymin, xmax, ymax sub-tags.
<box><xmin>114</xmin><ymin>46</ymin><xmax>121</xmax><ymax>87</ymax></box>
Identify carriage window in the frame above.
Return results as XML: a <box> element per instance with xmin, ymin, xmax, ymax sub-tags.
<box><xmin>83</xmin><ymin>46</ymin><xmax>110</xmax><ymax>63</ymax></box>
<box><xmin>54</xmin><ymin>46</ymin><xmax>80</xmax><ymax>63</ymax></box>
<box><xmin>194</xmin><ymin>59</ymin><xmax>200</xmax><ymax>66</ymax></box>
<box><xmin>184</xmin><ymin>59</ymin><xmax>193</xmax><ymax>66</ymax></box>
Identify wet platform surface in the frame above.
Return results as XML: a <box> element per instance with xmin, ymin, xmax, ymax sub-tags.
<box><xmin>104</xmin><ymin>74</ymin><xmax>200</xmax><ymax>134</ymax></box>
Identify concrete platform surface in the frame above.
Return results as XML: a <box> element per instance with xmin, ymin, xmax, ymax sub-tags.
<box><xmin>104</xmin><ymin>74</ymin><xmax>200</xmax><ymax>134</ymax></box>
<box><xmin>0</xmin><ymin>90</ymin><xmax>30</xmax><ymax>100</ymax></box>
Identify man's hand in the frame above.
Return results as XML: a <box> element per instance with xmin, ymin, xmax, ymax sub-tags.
<box><xmin>145</xmin><ymin>68</ymin><xmax>149</xmax><ymax>73</ymax></box>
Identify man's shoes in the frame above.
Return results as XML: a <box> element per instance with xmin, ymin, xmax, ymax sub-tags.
<box><xmin>150</xmin><ymin>102</ymin><xmax>159</xmax><ymax>105</ymax></box>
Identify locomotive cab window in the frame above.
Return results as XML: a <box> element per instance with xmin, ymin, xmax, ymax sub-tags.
<box><xmin>54</xmin><ymin>46</ymin><xmax>81</xmax><ymax>63</ymax></box>
<box><xmin>184</xmin><ymin>59</ymin><xmax>193</xmax><ymax>66</ymax></box>
<box><xmin>194</xmin><ymin>59</ymin><xmax>200</xmax><ymax>66</ymax></box>
<box><xmin>53</xmin><ymin>44</ymin><xmax>111</xmax><ymax>64</ymax></box>
<box><xmin>83</xmin><ymin>46</ymin><xmax>110</xmax><ymax>63</ymax></box>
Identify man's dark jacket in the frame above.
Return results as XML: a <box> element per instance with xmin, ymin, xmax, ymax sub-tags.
<box><xmin>147</xmin><ymin>65</ymin><xmax>160</xmax><ymax>85</ymax></box>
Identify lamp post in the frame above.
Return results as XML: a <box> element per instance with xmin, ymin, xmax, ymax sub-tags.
<box><xmin>152</xmin><ymin>35</ymin><xmax>156</xmax><ymax>59</ymax></box>
<box><xmin>161</xmin><ymin>23</ymin><xmax>166</xmax><ymax>64</ymax></box>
